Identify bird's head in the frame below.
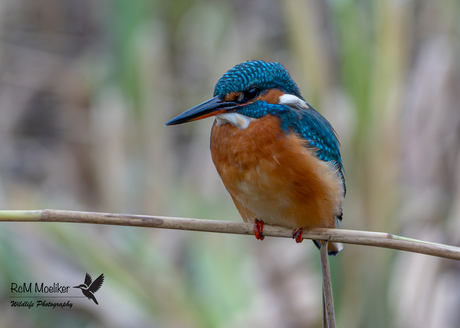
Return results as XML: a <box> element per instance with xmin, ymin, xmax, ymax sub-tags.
<box><xmin>73</xmin><ymin>284</ymin><xmax>86</xmax><ymax>289</ymax></box>
<box><xmin>165</xmin><ymin>60</ymin><xmax>308</xmax><ymax>128</ymax></box>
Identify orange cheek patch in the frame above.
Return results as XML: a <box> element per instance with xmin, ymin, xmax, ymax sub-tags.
<box><xmin>224</xmin><ymin>92</ymin><xmax>241</xmax><ymax>102</ymax></box>
<box><xmin>257</xmin><ymin>89</ymin><xmax>285</xmax><ymax>104</ymax></box>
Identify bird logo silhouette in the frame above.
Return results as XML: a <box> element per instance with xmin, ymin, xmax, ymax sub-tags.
<box><xmin>73</xmin><ymin>273</ymin><xmax>104</xmax><ymax>305</ymax></box>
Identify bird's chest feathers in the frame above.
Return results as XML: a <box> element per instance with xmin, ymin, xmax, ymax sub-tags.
<box><xmin>210</xmin><ymin>114</ymin><xmax>343</xmax><ymax>227</ymax></box>
<box><xmin>211</xmin><ymin>114</ymin><xmax>287</xmax><ymax>195</ymax></box>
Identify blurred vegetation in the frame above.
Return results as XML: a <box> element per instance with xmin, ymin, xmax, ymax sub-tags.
<box><xmin>0</xmin><ymin>0</ymin><xmax>459</xmax><ymax>327</ymax></box>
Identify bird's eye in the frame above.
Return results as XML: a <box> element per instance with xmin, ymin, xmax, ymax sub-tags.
<box><xmin>242</xmin><ymin>88</ymin><xmax>260</xmax><ymax>102</ymax></box>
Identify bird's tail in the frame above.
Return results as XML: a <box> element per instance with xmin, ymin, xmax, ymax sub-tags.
<box><xmin>312</xmin><ymin>240</ymin><xmax>343</xmax><ymax>256</ymax></box>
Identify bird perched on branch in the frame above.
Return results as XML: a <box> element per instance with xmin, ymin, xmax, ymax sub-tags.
<box><xmin>166</xmin><ymin>60</ymin><xmax>345</xmax><ymax>255</ymax></box>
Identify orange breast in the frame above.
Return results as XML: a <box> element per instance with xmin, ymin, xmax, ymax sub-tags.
<box><xmin>210</xmin><ymin>115</ymin><xmax>344</xmax><ymax>230</ymax></box>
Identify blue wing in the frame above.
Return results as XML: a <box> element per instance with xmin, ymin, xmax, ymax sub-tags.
<box><xmin>278</xmin><ymin>104</ymin><xmax>342</xmax><ymax>164</ymax></box>
<box><xmin>295</xmin><ymin>108</ymin><xmax>343</xmax><ymax>169</ymax></box>
<box><xmin>277</xmin><ymin>103</ymin><xmax>345</xmax><ymax>194</ymax></box>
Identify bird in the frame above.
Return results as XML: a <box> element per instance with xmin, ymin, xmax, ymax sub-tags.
<box><xmin>73</xmin><ymin>273</ymin><xmax>104</xmax><ymax>305</ymax></box>
<box><xmin>166</xmin><ymin>60</ymin><xmax>345</xmax><ymax>255</ymax></box>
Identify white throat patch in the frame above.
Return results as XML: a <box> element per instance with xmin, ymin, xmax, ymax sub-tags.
<box><xmin>215</xmin><ymin>113</ymin><xmax>255</xmax><ymax>129</ymax></box>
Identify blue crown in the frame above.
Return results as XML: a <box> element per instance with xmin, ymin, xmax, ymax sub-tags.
<box><xmin>213</xmin><ymin>60</ymin><xmax>304</xmax><ymax>100</ymax></box>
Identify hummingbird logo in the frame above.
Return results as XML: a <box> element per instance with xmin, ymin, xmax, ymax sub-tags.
<box><xmin>73</xmin><ymin>273</ymin><xmax>104</xmax><ymax>305</ymax></box>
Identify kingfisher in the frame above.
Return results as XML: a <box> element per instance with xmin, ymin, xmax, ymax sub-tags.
<box><xmin>166</xmin><ymin>60</ymin><xmax>345</xmax><ymax>255</ymax></box>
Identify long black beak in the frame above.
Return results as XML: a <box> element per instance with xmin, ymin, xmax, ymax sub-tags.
<box><xmin>165</xmin><ymin>96</ymin><xmax>238</xmax><ymax>126</ymax></box>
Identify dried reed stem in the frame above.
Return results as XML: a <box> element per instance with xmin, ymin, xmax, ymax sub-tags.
<box><xmin>320</xmin><ymin>240</ymin><xmax>336</xmax><ymax>328</ymax></box>
<box><xmin>0</xmin><ymin>209</ymin><xmax>459</xmax><ymax>261</ymax></box>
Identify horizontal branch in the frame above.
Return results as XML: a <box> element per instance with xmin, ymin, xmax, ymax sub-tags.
<box><xmin>0</xmin><ymin>209</ymin><xmax>459</xmax><ymax>261</ymax></box>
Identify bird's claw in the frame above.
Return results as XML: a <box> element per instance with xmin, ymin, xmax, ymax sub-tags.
<box><xmin>253</xmin><ymin>219</ymin><xmax>265</xmax><ymax>240</ymax></box>
<box><xmin>292</xmin><ymin>228</ymin><xmax>304</xmax><ymax>243</ymax></box>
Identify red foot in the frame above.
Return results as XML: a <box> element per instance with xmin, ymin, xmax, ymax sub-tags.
<box><xmin>292</xmin><ymin>228</ymin><xmax>304</xmax><ymax>243</ymax></box>
<box><xmin>253</xmin><ymin>219</ymin><xmax>265</xmax><ymax>240</ymax></box>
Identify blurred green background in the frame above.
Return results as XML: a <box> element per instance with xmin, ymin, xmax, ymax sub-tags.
<box><xmin>1</xmin><ymin>0</ymin><xmax>460</xmax><ymax>327</ymax></box>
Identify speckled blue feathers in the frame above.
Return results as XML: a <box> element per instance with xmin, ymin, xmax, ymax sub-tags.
<box><xmin>291</xmin><ymin>107</ymin><xmax>344</xmax><ymax>174</ymax></box>
<box><xmin>214</xmin><ymin>61</ymin><xmax>303</xmax><ymax>100</ymax></box>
